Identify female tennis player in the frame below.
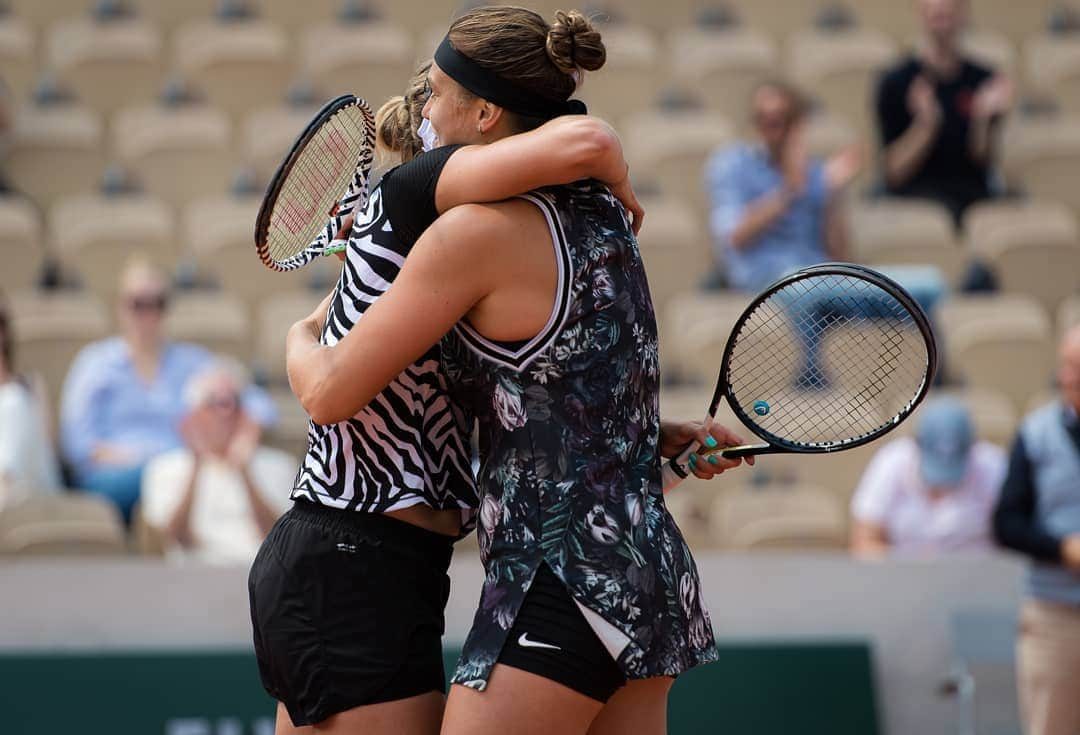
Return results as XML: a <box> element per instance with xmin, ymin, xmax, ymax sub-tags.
<box><xmin>285</xmin><ymin>7</ymin><xmax>750</xmax><ymax>735</ymax></box>
<box><xmin>249</xmin><ymin>53</ymin><xmax>730</xmax><ymax>735</ymax></box>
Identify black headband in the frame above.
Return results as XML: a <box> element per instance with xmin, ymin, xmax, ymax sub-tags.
<box><xmin>434</xmin><ymin>35</ymin><xmax>587</xmax><ymax>120</ymax></box>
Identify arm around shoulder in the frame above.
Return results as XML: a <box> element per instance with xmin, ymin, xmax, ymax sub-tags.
<box><xmin>288</xmin><ymin>204</ymin><xmax>504</xmax><ymax>425</ymax></box>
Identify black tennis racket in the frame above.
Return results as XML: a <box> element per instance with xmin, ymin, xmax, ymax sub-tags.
<box><xmin>254</xmin><ymin>94</ymin><xmax>376</xmax><ymax>272</ymax></box>
<box><xmin>663</xmin><ymin>263</ymin><xmax>937</xmax><ymax>491</ymax></box>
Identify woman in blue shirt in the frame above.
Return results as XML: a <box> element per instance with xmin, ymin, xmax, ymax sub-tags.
<box><xmin>60</xmin><ymin>257</ymin><xmax>275</xmax><ymax>521</ymax></box>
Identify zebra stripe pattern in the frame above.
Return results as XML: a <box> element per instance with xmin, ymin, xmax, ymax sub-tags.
<box><xmin>290</xmin><ymin>186</ymin><xmax>479</xmax><ymax>514</ymax></box>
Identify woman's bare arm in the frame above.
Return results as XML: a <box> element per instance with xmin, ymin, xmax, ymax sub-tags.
<box><xmin>436</xmin><ymin>116</ymin><xmax>643</xmax><ymax>232</ymax></box>
<box><xmin>287</xmin><ymin>204</ymin><xmax>508</xmax><ymax>425</ymax></box>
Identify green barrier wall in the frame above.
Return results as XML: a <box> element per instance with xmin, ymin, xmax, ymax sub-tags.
<box><xmin>0</xmin><ymin>642</ymin><xmax>877</xmax><ymax>735</ymax></box>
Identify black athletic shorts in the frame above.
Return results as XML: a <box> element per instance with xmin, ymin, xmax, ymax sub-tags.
<box><xmin>497</xmin><ymin>563</ymin><xmax>627</xmax><ymax>703</ymax></box>
<box><xmin>248</xmin><ymin>499</ymin><xmax>454</xmax><ymax>726</ymax></box>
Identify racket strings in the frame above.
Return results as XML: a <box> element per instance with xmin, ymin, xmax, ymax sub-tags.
<box><xmin>267</xmin><ymin>104</ymin><xmax>371</xmax><ymax>262</ymax></box>
<box><xmin>726</xmin><ymin>274</ymin><xmax>929</xmax><ymax>448</ymax></box>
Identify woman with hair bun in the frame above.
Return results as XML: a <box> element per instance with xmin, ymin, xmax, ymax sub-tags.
<box><xmin>250</xmin><ymin>26</ymin><xmax>685</xmax><ymax>735</ymax></box>
<box><xmin>286</xmin><ymin>7</ymin><xmax>750</xmax><ymax>734</ymax></box>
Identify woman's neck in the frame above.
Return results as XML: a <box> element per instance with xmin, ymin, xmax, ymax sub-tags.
<box><xmin>127</xmin><ymin>337</ymin><xmax>162</xmax><ymax>382</ymax></box>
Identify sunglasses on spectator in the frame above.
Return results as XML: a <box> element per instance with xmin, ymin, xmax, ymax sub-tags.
<box><xmin>126</xmin><ymin>294</ymin><xmax>169</xmax><ymax>313</ymax></box>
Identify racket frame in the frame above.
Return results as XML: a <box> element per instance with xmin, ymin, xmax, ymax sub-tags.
<box><xmin>666</xmin><ymin>262</ymin><xmax>938</xmax><ymax>485</ymax></box>
<box><xmin>253</xmin><ymin>93</ymin><xmax>373</xmax><ymax>271</ymax></box>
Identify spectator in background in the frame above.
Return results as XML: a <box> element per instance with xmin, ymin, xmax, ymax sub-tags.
<box><xmin>876</xmin><ymin>0</ymin><xmax>1012</xmax><ymax>225</ymax></box>
<box><xmin>993</xmin><ymin>325</ymin><xmax>1080</xmax><ymax>735</ymax></box>
<box><xmin>705</xmin><ymin>80</ymin><xmax>862</xmax><ymax>292</ymax></box>
<box><xmin>851</xmin><ymin>396</ymin><xmax>1006</xmax><ymax>556</ymax></box>
<box><xmin>0</xmin><ymin>299</ymin><xmax>62</xmax><ymax>508</ymax></box>
<box><xmin>140</xmin><ymin>360</ymin><xmax>293</xmax><ymax>565</ymax></box>
<box><xmin>60</xmin><ymin>256</ymin><xmax>275</xmax><ymax>523</ymax></box>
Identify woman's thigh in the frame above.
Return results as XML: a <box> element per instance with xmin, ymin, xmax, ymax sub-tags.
<box><xmin>274</xmin><ymin>694</ymin><xmax>445</xmax><ymax>735</ymax></box>
<box><xmin>440</xmin><ymin>664</ymin><xmax>603</xmax><ymax>735</ymax></box>
<box><xmin>587</xmin><ymin>677</ymin><xmax>674</xmax><ymax>735</ymax></box>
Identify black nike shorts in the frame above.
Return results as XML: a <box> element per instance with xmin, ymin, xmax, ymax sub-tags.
<box><xmin>248</xmin><ymin>499</ymin><xmax>454</xmax><ymax>726</ymax></box>
<box><xmin>496</xmin><ymin>563</ymin><xmax>627</xmax><ymax>703</ymax></box>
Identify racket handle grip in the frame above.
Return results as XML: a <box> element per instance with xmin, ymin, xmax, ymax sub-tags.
<box><xmin>661</xmin><ymin>441</ymin><xmax>702</xmax><ymax>493</ymax></box>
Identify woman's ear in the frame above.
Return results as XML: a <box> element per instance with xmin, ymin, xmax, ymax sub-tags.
<box><xmin>477</xmin><ymin>101</ymin><xmax>505</xmax><ymax>135</ymax></box>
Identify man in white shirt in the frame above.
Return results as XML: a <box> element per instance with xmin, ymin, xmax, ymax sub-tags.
<box><xmin>140</xmin><ymin>359</ymin><xmax>294</xmax><ymax>565</ymax></box>
<box><xmin>850</xmin><ymin>395</ymin><xmax>1006</xmax><ymax>556</ymax></box>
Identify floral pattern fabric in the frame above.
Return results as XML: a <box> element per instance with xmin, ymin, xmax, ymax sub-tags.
<box><xmin>441</xmin><ymin>182</ymin><xmax>719</xmax><ymax>690</ymax></box>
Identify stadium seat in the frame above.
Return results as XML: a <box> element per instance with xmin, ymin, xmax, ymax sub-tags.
<box><xmin>960</xmin><ymin>28</ymin><xmax>1017</xmax><ymax>77</ymax></box>
<box><xmin>263</xmin><ymin>387</ymin><xmax>311</xmax><ymax>461</ymax></box>
<box><xmin>634</xmin><ymin>195</ymin><xmax>710</xmax><ymax>322</ymax></box>
<box><xmin>6</xmin><ymin>289</ymin><xmax>110</xmax><ymax>416</ymax></box>
<box><xmin>1001</xmin><ymin>115</ymin><xmax>1080</xmax><ymax>215</ymax></box>
<box><xmin>126</xmin><ymin>0</ymin><xmax>218</xmax><ymax>34</ymax></box>
<box><xmin>973</xmin><ymin>0</ymin><xmax>1055</xmax><ymax>47</ymax></box>
<box><xmin>1026</xmin><ymin>33</ymin><xmax>1080</xmax><ymax>113</ymax></box>
<box><xmin>300</xmin><ymin>20</ymin><xmax>416</xmax><ymax>122</ymax></box>
<box><xmin>848</xmin><ymin>198</ymin><xmax>966</xmax><ymax>284</ymax></box>
<box><xmin>708</xmin><ymin>483</ymin><xmax>847</xmax><ymax>551</ymax></box>
<box><xmin>49</xmin><ymin>193</ymin><xmax>176</xmax><ymax>300</ymax></box>
<box><xmin>912</xmin><ymin>387</ymin><xmax>1019</xmax><ymax>449</ymax></box>
<box><xmin>7</xmin><ymin>102</ymin><xmax>105</xmax><ymax>210</ymax></box>
<box><xmin>935</xmin><ymin>294</ymin><xmax>1055</xmax><ymax>411</ymax></box>
<box><xmin>965</xmin><ymin>199</ymin><xmax>1080</xmax><ymax>315</ymax></box>
<box><xmin>47</xmin><ymin>15</ymin><xmax>163</xmax><ymax>117</ymax></box>
<box><xmin>0</xmin><ymin>196</ymin><xmax>45</xmax><ymax>293</ymax></box>
<box><xmin>1059</xmin><ymin>294</ymin><xmax>1080</xmax><ymax>337</ymax></box>
<box><xmin>804</xmin><ymin>110</ymin><xmax>860</xmax><ymax>159</ymax></box>
<box><xmin>184</xmin><ymin>194</ymin><xmax>313</xmax><ymax>317</ymax></box>
<box><xmin>788</xmin><ymin>28</ymin><xmax>900</xmax><ymax>137</ymax></box>
<box><xmin>0</xmin><ymin>493</ymin><xmax>127</xmax><ymax>556</ymax></box>
<box><xmin>666</xmin><ymin>26</ymin><xmax>779</xmax><ymax>126</ymax></box>
<box><xmin>577</xmin><ymin>22</ymin><xmax>662</xmax><ymax>123</ymax></box>
<box><xmin>129</xmin><ymin>502</ymin><xmax>165</xmax><ymax>557</ymax></box>
<box><xmin>662</xmin><ymin>290</ymin><xmax>752</xmax><ymax>385</ymax></box>
<box><xmin>854</xmin><ymin>0</ymin><xmax>922</xmax><ymax>44</ymax></box>
<box><xmin>383</xmin><ymin>0</ymin><xmax>461</xmax><ymax>37</ymax></box>
<box><xmin>112</xmin><ymin>103</ymin><xmax>234</xmax><ymax>207</ymax></box>
<box><xmin>6</xmin><ymin>0</ymin><xmax>92</xmax><ymax>31</ymax></box>
<box><xmin>174</xmin><ymin>18</ymin><xmax>292</xmax><ymax>123</ymax></box>
<box><xmin>623</xmin><ymin>108</ymin><xmax>734</xmax><ymax>215</ymax></box>
<box><xmin>0</xmin><ymin>14</ymin><xmax>34</xmax><ymax>101</ymax></box>
<box><xmin>164</xmin><ymin>290</ymin><xmax>251</xmax><ymax>362</ymax></box>
<box><xmin>260</xmin><ymin>0</ymin><xmax>341</xmax><ymax>35</ymax></box>
<box><xmin>719</xmin><ymin>0</ymin><xmax>820</xmax><ymax>44</ymax></box>
<box><xmin>255</xmin><ymin>291</ymin><xmax>327</xmax><ymax>385</ymax></box>
<box><xmin>242</xmin><ymin>103</ymin><xmax>322</xmax><ymax>181</ymax></box>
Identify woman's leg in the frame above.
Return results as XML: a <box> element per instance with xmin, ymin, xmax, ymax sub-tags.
<box><xmin>275</xmin><ymin>693</ymin><xmax>445</xmax><ymax>735</ymax></box>
<box><xmin>441</xmin><ymin>664</ymin><xmax>604</xmax><ymax>735</ymax></box>
<box><xmin>586</xmin><ymin>677</ymin><xmax>674</xmax><ymax>735</ymax></box>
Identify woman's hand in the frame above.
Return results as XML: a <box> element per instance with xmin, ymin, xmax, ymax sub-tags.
<box><xmin>609</xmin><ymin>170</ymin><xmax>644</xmax><ymax>236</ymax></box>
<box><xmin>659</xmin><ymin>419</ymin><xmax>754</xmax><ymax>480</ymax></box>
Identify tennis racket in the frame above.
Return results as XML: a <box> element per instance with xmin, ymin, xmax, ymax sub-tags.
<box><xmin>663</xmin><ymin>262</ymin><xmax>937</xmax><ymax>491</ymax></box>
<box><xmin>254</xmin><ymin>93</ymin><xmax>376</xmax><ymax>272</ymax></box>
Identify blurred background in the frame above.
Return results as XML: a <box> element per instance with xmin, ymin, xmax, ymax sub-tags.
<box><xmin>4</xmin><ymin>0</ymin><xmax>1080</xmax><ymax>733</ymax></box>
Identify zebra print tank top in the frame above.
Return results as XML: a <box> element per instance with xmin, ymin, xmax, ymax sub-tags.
<box><xmin>290</xmin><ymin>152</ymin><xmax>478</xmax><ymax>516</ymax></box>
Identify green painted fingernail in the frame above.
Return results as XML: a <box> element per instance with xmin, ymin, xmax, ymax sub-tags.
<box><xmin>705</xmin><ymin>436</ymin><xmax>718</xmax><ymax>448</ymax></box>
<box><xmin>689</xmin><ymin>454</ymin><xmax>698</xmax><ymax>465</ymax></box>
<box><xmin>708</xmin><ymin>456</ymin><xmax>720</xmax><ymax>465</ymax></box>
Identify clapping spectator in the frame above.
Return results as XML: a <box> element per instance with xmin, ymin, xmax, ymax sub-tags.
<box><xmin>705</xmin><ymin>81</ymin><xmax>862</xmax><ymax>292</ymax></box>
<box><xmin>139</xmin><ymin>360</ymin><xmax>294</xmax><ymax>565</ymax></box>
<box><xmin>60</xmin><ymin>256</ymin><xmax>275</xmax><ymax>522</ymax></box>
<box><xmin>0</xmin><ymin>299</ymin><xmax>61</xmax><ymax>508</ymax></box>
<box><xmin>876</xmin><ymin>0</ymin><xmax>1012</xmax><ymax>225</ymax></box>
<box><xmin>851</xmin><ymin>396</ymin><xmax>1006</xmax><ymax>556</ymax></box>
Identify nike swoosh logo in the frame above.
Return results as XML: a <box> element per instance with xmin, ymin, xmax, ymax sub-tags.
<box><xmin>518</xmin><ymin>632</ymin><xmax>561</xmax><ymax>651</ymax></box>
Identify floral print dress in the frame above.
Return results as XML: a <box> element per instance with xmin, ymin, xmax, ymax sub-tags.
<box><xmin>441</xmin><ymin>182</ymin><xmax>719</xmax><ymax>690</ymax></box>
